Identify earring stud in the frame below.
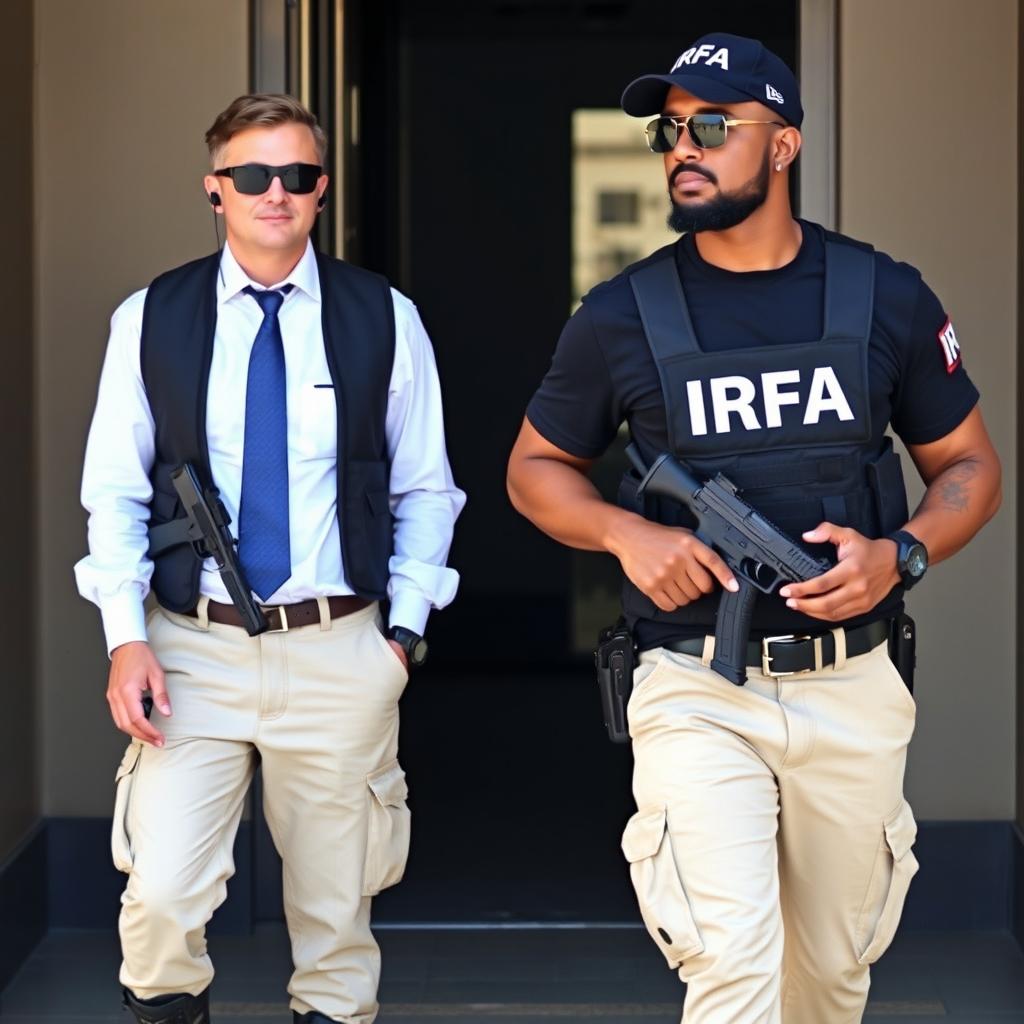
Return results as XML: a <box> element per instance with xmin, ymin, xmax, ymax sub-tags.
<box><xmin>776</xmin><ymin>162</ymin><xmax>782</xmax><ymax>171</ymax></box>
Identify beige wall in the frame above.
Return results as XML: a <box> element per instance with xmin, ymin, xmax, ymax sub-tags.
<box><xmin>1015</xmin><ymin>0</ymin><xmax>1024</xmax><ymax>839</ymax></box>
<box><xmin>1019</xmin><ymin>0</ymin><xmax>1024</xmax><ymax>833</ymax></box>
<box><xmin>841</xmin><ymin>0</ymin><xmax>1018</xmax><ymax>819</ymax></box>
<box><xmin>0</xmin><ymin>0</ymin><xmax>39</xmax><ymax>860</ymax></box>
<box><xmin>35</xmin><ymin>0</ymin><xmax>249</xmax><ymax>815</ymax></box>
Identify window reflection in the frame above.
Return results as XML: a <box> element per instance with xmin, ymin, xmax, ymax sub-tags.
<box><xmin>598</xmin><ymin>190</ymin><xmax>640</xmax><ymax>225</ymax></box>
<box><xmin>572</xmin><ymin>109</ymin><xmax>674</xmax><ymax>307</ymax></box>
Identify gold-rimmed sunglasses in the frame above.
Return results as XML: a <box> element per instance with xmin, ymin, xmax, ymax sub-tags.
<box><xmin>644</xmin><ymin>113</ymin><xmax>784</xmax><ymax>153</ymax></box>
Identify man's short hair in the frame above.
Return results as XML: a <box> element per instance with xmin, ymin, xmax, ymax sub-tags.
<box><xmin>205</xmin><ymin>94</ymin><xmax>328</xmax><ymax>166</ymax></box>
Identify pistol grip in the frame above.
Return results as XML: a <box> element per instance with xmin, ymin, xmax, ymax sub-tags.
<box><xmin>710</xmin><ymin>579</ymin><xmax>757</xmax><ymax>686</ymax></box>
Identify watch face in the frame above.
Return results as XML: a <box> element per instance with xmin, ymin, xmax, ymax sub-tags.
<box><xmin>907</xmin><ymin>545</ymin><xmax>928</xmax><ymax>577</ymax></box>
<box><xmin>411</xmin><ymin>638</ymin><xmax>429</xmax><ymax>665</ymax></box>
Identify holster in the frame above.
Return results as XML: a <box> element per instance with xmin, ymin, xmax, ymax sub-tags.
<box><xmin>888</xmin><ymin>611</ymin><xmax>916</xmax><ymax>695</ymax></box>
<box><xmin>595</xmin><ymin>620</ymin><xmax>636</xmax><ymax>744</ymax></box>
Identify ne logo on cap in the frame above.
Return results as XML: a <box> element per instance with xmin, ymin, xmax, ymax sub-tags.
<box><xmin>766</xmin><ymin>84</ymin><xmax>785</xmax><ymax>104</ymax></box>
<box><xmin>671</xmin><ymin>44</ymin><xmax>730</xmax><ymax>72</ymax></box>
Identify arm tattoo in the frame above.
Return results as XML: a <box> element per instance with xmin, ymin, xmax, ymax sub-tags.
<box><xmin>925</xmin><ymin>458</ymin><xmax>979</xmax><ymax>514</ymax></box>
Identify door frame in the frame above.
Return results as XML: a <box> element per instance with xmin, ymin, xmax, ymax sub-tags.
<box><xmin>798</xmin><ymin>0</ymin><xmax>838</xmax><ymax>228</ymax></box>
<box><xmin>245</xmin><ymin>0</ymin><xmax>840</xmax><ymax>926</ymax></box>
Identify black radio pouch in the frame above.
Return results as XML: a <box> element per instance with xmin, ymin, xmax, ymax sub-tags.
<box><xmin>595</xmin><ymin>619</ymin><xmax>636</xmax><ymax>744</ymax></box>
<box><xmin>888</xmin><ymin>611</ymin><xmax>916</xmax><ymax>695</ymax></box>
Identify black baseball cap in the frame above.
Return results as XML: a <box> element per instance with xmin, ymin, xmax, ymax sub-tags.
<box><xmin>621</xmin><ymin>33</ymin><xmax>803</xmax><ymax>129</ymax></box>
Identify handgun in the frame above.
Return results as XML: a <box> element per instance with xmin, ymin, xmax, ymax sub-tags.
<box><xmin>627</xmin><ymin>445</ymin><xmax>830</xmax><ymax>685</ymax></box>
<box><xmin>147</xmin><ymin>463</ymin><xmax>268</xmax><ymax>636</ymax></box>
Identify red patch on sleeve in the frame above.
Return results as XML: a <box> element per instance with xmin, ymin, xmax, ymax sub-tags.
<box><xmin>936</xmin><ymin>317</ymin><xmax>961</xmax><ymax>374</ymax></box>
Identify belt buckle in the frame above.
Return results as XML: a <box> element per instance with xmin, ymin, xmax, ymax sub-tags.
<box><xmin>263</xmin><ymin>605</ymin><xmax>290</xmax><ymax>633</ymax></box>
<box><xmin>761</xmin><ymin>633</ymin><xmax>814</xmax><ymax>677</ymax></box>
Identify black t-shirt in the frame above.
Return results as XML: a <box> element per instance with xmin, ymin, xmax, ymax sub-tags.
<box><xmin>526</xmin><ymin>220</ymin><xmax>979</xmax><ymax>649</ymax></box>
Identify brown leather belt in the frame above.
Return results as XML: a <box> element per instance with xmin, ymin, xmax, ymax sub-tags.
<box><xmin>184</xmin><ymin>595</ymin><xmax>371</xmax><ymax>632</ymax></box>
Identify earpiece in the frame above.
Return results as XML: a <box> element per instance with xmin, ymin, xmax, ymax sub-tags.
<box><xmin>317</xmin><ymin>192</ymin><xmax>327</xmax><ymax>210</ymax></box>
<box><xmin>209</xmin><ymin>193</ymin><xmax>225</xmax><ymax>284</ymax></box>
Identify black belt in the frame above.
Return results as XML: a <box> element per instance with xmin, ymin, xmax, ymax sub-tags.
<box><xmin>664</xmin><ymin>619</ymin><xmax>891</xmax><ymax>678</ymax></box>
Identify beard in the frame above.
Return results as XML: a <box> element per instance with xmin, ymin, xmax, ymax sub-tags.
<box><xmin>667</xmin><ymin>152</ymin><xmax>772</xmax><ymax>234</ymax></box>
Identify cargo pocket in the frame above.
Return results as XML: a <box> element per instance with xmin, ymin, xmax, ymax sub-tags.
<box><xmin>362</xmin><ymin>759</ymin><xmax>411</xmax><ymax>896</ymax></box>
<box><xmin>622</xmin><ymin>806</ymin><xmax>704</xmax><ymax>969</ymax></box>
<box><xmin>856</xmin><ymin>799</ymin><xmax>919</xmax><ymax>965</ymax></box>
<box><xmin>111</xmin><ymin>741</ymin><xmax>143</xmax><ymax>874</ymax></box>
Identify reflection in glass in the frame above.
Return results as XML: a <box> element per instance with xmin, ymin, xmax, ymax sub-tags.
<box><xmin>572</xmin><ymin>109</ymin><xmax>675</xmax><ymax>308</ymax></box>
<box><xmin>598</xmin><ymin>190</ymin><xmax>640</xmax><ymax>224</ymax></box>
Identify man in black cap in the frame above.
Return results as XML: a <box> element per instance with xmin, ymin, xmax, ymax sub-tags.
<box><xmin>507</xmin><ymin>33</ymin><xmax>1000</xmax><ymax>1023</ymax></box>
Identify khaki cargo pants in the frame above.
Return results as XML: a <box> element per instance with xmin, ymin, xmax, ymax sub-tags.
<box><xmin>623</xmin><ymin>638</ymin><xmax>918</xmax><ymax>1024</ymax></box>
<box><xmin>110</xmin><ymin>600</ymin><xmax>410</xmax><ymax>1023</ymax></box>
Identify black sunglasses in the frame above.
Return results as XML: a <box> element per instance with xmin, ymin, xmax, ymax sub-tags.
<box><xmin>644</xmin><ymin>113</ymin><xmax>783</xmax><ymax>153</ymax></box>
<box><xmin>213</xmin><ymin>162</ymin><xmax>322</xmax><ymax>195</ymax></box>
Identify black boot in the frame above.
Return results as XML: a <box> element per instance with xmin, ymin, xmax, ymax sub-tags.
<box><xmin>293</xmin><ymin>1013</ymin><xmax>334</xmax><ymax>1023</ymax></box>
<box><xmin>123</xmin><ymin>986</ymin><xmax>210</xmax><ymax>1024</ymax></box>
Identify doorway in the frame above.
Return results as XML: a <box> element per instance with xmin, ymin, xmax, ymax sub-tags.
<box><xmin>253</xmin><ymin>0</ymin><xmax>799</xmax><ymax>925</ymax></box>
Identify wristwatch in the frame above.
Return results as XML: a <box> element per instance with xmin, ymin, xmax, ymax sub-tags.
<box><xmin>888</xmin><ymin>530</ymin><xmax>929</xmax><ymax>591</ymax></box>
<box><xmin>387</xmin><ymin>626</ymin><xmax>429</xmax><ymax>668</ymax></box>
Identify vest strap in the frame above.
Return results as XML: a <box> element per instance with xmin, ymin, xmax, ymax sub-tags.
<box><xmin>629</xmin><ymin>254</ymin><xmax>698</xmax><ymax>452</ymax></box>
<box><xmin>823</xmin><ymin>241</ymin><xmax>875</xmax><ymax>341</ymax></box>
<box><xmin>716</xmin><ymin>454</ymin><xmax>863</xmax><ymax>491</ymax></box>
<box><xmin>629</xmin><ymin>253</ymin><xmax>700</xmax><ymax>360</ymax></box>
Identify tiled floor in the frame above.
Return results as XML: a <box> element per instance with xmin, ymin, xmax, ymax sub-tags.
<box><xmin>2</xmin><ymin>926</ymin><xmax>1023</xmax><ymax>1023</ymax></box>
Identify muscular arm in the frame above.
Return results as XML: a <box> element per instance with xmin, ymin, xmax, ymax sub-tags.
<box><xmin>903</xmin><ymin>405</ymin><xmax>1002</xmax><ymax>563</ymax></box>
<box><xmin>782</xmin><ymin>406</ymin><xmax>1001</xmax><ymax>620</ymax></box>
<box><xmin>507</xmin><ymin>419</ymin><xmax>736</xmax><ymax>611</ymax></box>
<box><xmin>507</xmin><ymin>419</ymin><xmax>620</xmax><ymax>552</ymax></box>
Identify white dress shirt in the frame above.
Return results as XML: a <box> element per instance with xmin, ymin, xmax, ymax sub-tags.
<box><xmin>76</xmin><ymin>240</ymin><xmax>465</xmax><ymax>653</ymax></box>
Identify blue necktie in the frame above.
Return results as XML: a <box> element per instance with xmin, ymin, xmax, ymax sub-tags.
<box><xmin>239</xmin><ymin>285</ymin><xmax>293</xmax><ymax>600</ymax></box>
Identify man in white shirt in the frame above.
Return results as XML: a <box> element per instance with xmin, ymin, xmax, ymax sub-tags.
<box><xmin>76</xmin><ymin>94</ymin><xmax>465</xmax><ymax>1024</ymax></box>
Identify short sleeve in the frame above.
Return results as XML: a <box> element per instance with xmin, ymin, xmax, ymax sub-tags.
<box><xmin>890</xmin><ymin>277</ymin><xmax>979</xmax><ymax>445</ymax></box>
<box><xmin>525</xmin><ymin>302</ymin><xmax>621</xmax><ymax>458</ymax></box>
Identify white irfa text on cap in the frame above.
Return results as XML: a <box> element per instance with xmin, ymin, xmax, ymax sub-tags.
<box><xmin>671</xmin><ymin>44</ymin><xmax>730</xmax><ymax>72</ymax></box>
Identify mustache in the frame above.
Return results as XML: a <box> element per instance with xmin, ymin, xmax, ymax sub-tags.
<box><xmin>670</xmin><ymin>164</ymin><xmax>718</xmax><ymax>188</ymax></box>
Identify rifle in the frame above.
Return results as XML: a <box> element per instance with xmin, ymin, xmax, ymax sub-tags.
<box><xmin>147</xmin><ymin>463</ymin><xmax>268</xmax><ymax>636</ymax></box>
<box><xmin>627</xmin><ymin>445</ymin><xmax>830</xmax><ymax>685</ymax></box>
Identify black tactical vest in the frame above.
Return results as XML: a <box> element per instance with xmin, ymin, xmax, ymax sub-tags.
<box><xmin>618</xmin><ymin>230</ymin><xmax>909</xmax><ymax>628</ymax></box>
<box><xmin>140</xmin><ymin>250</ymin><xmax>396</xmax><ymax>612</ymax></box>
